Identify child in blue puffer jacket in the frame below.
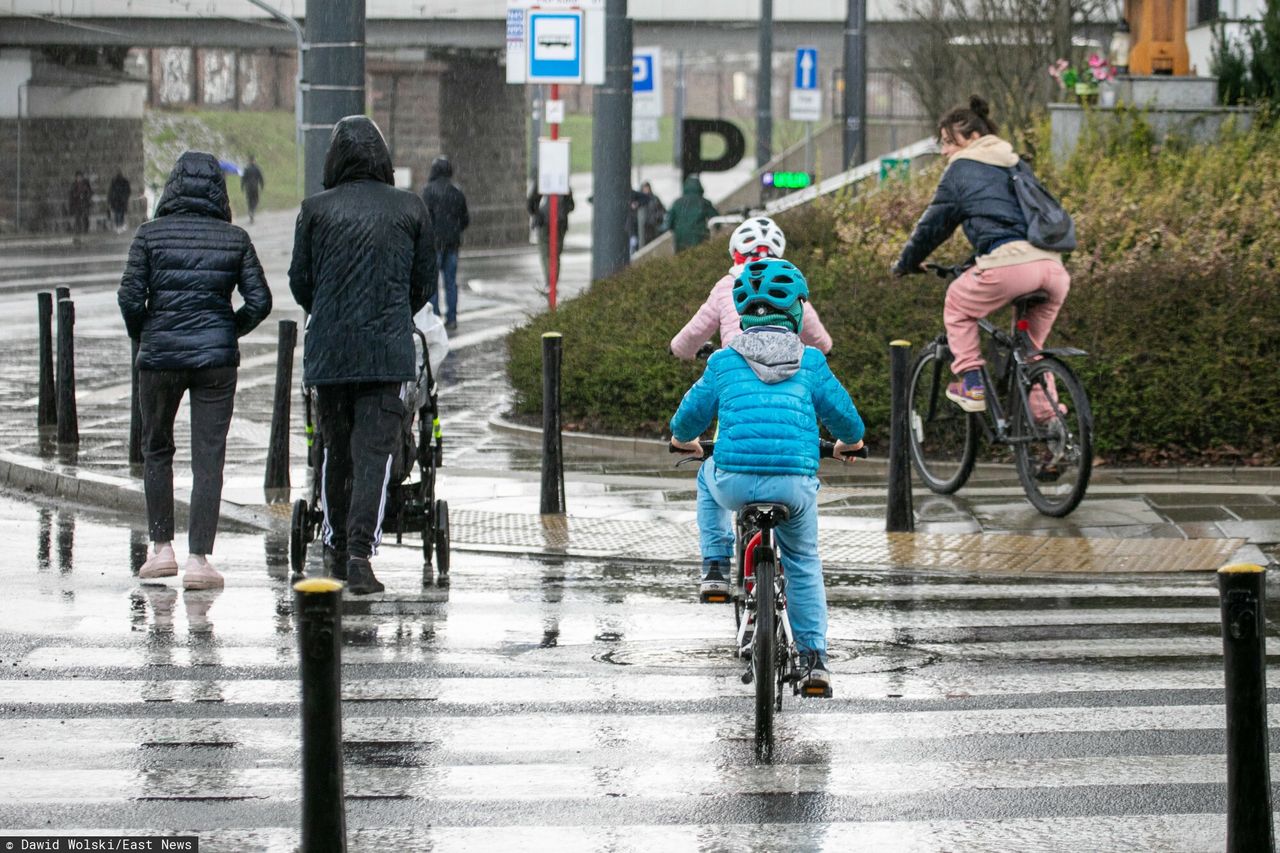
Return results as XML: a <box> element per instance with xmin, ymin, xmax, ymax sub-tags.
<box><xmin>670</xmin><ymin>258</ymin><xmax>865</xmax><ymax>694</ymax></box>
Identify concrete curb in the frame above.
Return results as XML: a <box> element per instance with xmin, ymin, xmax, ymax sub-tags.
<box><xmin>0</xmin><ymin>450</ymin><xmax>281</xmax><ymax>533</ymax></box>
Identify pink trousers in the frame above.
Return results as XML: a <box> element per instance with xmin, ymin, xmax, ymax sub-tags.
<box><xmin>943</xmin><ymin>259</ymin><xmax>1071</xmax><ymax>421</ymax></box>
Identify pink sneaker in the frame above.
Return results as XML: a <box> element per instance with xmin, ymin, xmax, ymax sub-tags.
<box><xmin>139</xmin><ymin>543</ymin><xmax>178</xmax><ymax>580</ymax></box>
<box><xmin>182</xmin><ymin>555</ymin><xmax>225</xmax><ymax>590</ymax></box>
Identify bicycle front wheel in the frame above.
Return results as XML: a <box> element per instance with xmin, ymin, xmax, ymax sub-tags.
<box><xmin>908</xmin><ymin>343</ymin><xmax>979</xmax><ymax>494</ymax></box>
<box><xmin>1013</xmin><ymin>356</ymin><xmax>1093</xmax><ymax>517</ymax></box>
<box><xmin>752</xmin><ymin>545</ymin><xmax>777</xmax><ymax>759</ymax></box>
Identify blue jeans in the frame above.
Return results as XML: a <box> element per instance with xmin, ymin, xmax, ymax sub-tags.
<box><xmin>697</xmin><ymin>459</ymin><xmax>827</xmax><ymax>655</ymax></box>
<box><xmin>431</xmin><ymin>248</ymin><xmax>459</xmax><ymax>325</ymax></box>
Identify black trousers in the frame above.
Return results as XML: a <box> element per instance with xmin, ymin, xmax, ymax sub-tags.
<box><xmin>316</xmin><ymin>382</ymin><xmax>404</xmax><ymax>559</ymax></box>
<box><xmin>139</xmin><ymin>366</ymin><xmax>237</xmax><ymax>554</ymax></box>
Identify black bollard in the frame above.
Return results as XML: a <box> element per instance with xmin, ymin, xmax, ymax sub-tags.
<box><xmin>55</xmin><ymin>285</ymin><xmax>69</xmax><ymax>303</ymax></box>
<box><xmin>129</xmin><ymin>338</ymin><xmax>143</xmax><ymax>466</ymax></box>
<box><xmin>294</xmin><ymin>577</ymin><xmax>347</xmax><ymax>853</ymax></box>
<box><xmin>886</xmin><ymin>339</ymin><xmax>914</xmax><ymax>532</ymax></box>
<box><xmin>56</xmin><ymin>298</ymin><xmax>78</xmax><ymax>446</ymax></box>
<box><xmin>1219</xmin><ymin>562</ymin><xmax>1275</xmax><ymax>853</ymax></box>
<box><xmin>539</xmin><ymin>332</ymin><xmax>565</xmax><ymax>515</ymax></box>
<box><xmin>37</xmin><ymin>293</ymin><xmax>56</xmax><ymax>429</ymax></box>
<box><xmin>265</xmin><ymin>320</ymin><xmax>298</xmax><ymax>497</ymax></box>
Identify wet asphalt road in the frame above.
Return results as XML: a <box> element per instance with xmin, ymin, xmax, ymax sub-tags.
<box><xmin>0</xmin><ymin>489</ymin><xmax>1276</xmax><ymax>852</ymax></box>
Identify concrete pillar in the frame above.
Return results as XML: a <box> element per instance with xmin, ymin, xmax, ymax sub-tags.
<box><xmin>590</xmin><ymin>0</ymin><xmax>633</xmax><ymax>281</ymax></box>
<box><xmin>304</xmin><ymin>0</ymin><xmax>366</xmax><ymax>197</ymax></box>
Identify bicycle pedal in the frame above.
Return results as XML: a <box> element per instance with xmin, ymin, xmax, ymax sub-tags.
<box><xmin>740</xmin><ymin>668</ymin><xmax>753</xmax><ymax>685</ymax></box>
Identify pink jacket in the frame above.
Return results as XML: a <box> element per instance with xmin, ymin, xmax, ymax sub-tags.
<box><xmin>670</xmin><ymin>272</ymin><xmax>833</xmax><ymax>359</ymax></box>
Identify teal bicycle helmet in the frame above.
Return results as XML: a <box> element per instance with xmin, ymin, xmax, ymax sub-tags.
<box><xmin>732</xmin><ymin>258</ymin><xmax>809</xmax><ymax>332</ymax></box>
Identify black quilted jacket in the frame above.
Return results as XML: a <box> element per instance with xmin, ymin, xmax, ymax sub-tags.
<box><xmin>118</xmin><ymin>151</ymin><xmax>272</xmax><ymax>371</ymax></box>
<box><xmin>288</xmin><ymin>116</ymin><xmax>436</xmax><ymax>385</ymax></box>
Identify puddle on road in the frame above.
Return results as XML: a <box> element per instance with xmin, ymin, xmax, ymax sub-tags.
<box><xmin>596</xmin><ymin>639</ymin><xmax>934</xmax><ymax>675</ymax></box>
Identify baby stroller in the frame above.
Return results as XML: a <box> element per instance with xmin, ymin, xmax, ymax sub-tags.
<box><xmin>290</xmin><ymin>311</ymin><xmax>451</xmax><ymax>582</ymax></box>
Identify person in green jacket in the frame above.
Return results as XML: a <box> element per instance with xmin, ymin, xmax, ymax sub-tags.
<box><xmin>664</xmin><ymin>175</ymin><xmax>719</xmax><ymax>252</ymax></box>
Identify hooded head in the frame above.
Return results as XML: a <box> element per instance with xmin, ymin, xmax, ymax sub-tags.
<box><xmin>322</xmin><ymin>116</ymin><xmax>395</xmax><ymax>190</ymax></box>
<box><xmin>154</xmin><ymin>151</ymin><xmax>232</xmax><ymax>221</ymax></box>
<box><xmin>682</xmin><ymin>175</ymin><xmax>704</xmax><ymax>196</ymax></box>
<box><xmin>429</xmin><ymin>156</ymin><xmax>453</xmax><ymax>182</ymax></box>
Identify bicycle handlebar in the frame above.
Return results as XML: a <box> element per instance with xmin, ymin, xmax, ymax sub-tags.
<box><xmin>669</xmin><ymin>440</ymin><xmax>868</xmax><ymax>461</ymax></box>
<box><xmin>925</xmin><ymin>262</ymin><xmax>971</xmax><ymax>281</ymax></box>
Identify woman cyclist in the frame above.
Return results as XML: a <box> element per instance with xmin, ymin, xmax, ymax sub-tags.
<box><xmin>892</xmin><ymin>96</ymin><xmax>1069</xmax><ymax>420</ymax></box>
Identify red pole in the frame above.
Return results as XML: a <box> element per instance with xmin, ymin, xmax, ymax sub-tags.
<box><xmin>548</xmin><ymin>83</ymin><xmax>560</xmax><ymax>311</ymax></box>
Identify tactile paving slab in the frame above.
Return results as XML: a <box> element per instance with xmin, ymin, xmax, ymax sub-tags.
<box><xmin>448</xmin><ymin>509</ymin><xmax>1246</xmax><ymax>574</ymax></box>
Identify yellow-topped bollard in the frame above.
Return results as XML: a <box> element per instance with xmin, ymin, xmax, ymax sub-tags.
<box><xmin>294</xmin><ymin>575</ymin><xmax>346</xmax><ymax>852</ymax></box>
<box><xmin>1217</xmin><ymin>562</ymin><xmax>1274</xmax><ymax>853</ymax></box>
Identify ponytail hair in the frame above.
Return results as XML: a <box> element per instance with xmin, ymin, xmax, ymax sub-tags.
<box><xmin>938</xmin><ymin>95</ymin><xmax>999</xmax><ymax>143</ymax></box>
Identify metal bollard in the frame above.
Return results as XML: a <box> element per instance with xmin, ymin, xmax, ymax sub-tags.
<box><xmin>1219</xmin><ymin>562</ymin><xmax>1275</xmax><ymax>853</ymax></box>
<box><xmin>55</xmin><ymin>285</ymin><xmax>69</xmax><ymax>303</ymax></box>
<box><xmin>56</xmin><ymin>298</ymin><xmax>78</xmax><ymax>446</ymax></box>
<box><xmin>129</xmin><ymin>338</ymin><xmax>143</xmax><ymax>466</ymax></box>
<box><xmin>886</xmin><ymin>339</ymin><xmax>914</xmax><ymax>532</ymax></box>
<box><xmin>37</xmin><ymin>293</ymin><xmax>56</xmax><ymax>429</ymax></box>
<box><xmin>265</xmin><ymin>320</ymin><xmax>298</xmax><ymax>497</ymax></box>
<box><xmin>294</xmin><ymin>577</ymin><xmax>347</xmax><ymax>853</ymax></box>
<box><xmin>539</xmin><ymin>332</ymin><xmax>565</xmax><ymax>515</ymax></box>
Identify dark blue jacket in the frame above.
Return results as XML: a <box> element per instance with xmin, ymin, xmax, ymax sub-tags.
<box><xmin>896</xmin><ymin>158</ymin><xmax>1027</xmax><ymax>273</ymax></box>
<box><xmin>118</xmin><ymin>151</ymin><xmax>271</xmax><ymax>371</ymax></box>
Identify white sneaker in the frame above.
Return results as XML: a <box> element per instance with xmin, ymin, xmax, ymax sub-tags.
<box><xmin>139</xmin><ymin>543</ymin><xmax>178</xmax><ymax>580</ymax></box>
<box><xmin>182</xmin><ymin>555</ymin><xmax>225</xmax><ymax>590</ymax></box>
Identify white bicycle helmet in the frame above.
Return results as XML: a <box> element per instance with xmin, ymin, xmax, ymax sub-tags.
<box><xmin>729</xmin><ymin>217</ymin><xmax>786</xmax><ymax>260</ymax></box>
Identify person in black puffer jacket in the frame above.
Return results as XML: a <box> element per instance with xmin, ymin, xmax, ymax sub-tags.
<box><xmin>421</xmin><ymin>156</ymin><xmax>469</xmax><ymax>330</ymax></box>
<box><xmin>118</xmin><ymin>150</ymin><xmax>272</xmax><ymax>590</ymax></box>
<box><xmin>289</xmin><ymin>115</ymin><xmax>436</xmax><ymax>595</ymax></box>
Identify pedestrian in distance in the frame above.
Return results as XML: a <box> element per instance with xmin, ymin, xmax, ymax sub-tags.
<box><xmin>422</xmin><ymin>156</ymin><xmax>470</xmax><ymax>331</ymax></box>
<box><xmin>664</xmin><ymin>175</ymin><xmax>718</xmax><ymax>253</ymax></box>
<box><xmin>108</xmin><ymin>170</ymin><xmax>131</xmax><ymax>234</ymax></box>
<box><xmin>527</xmin><ymin>184</ymin><xmax>574</xmax><ymax>290</ymax></box>
<box><xmin>241</xmin><ymin>155</ymin><xmax>265</xmax><ymax>224</ymax></box>
<box><xmin>289</xmin><ymin>116</ymin><xmax>437</xmax><ymax>596</ymax></box>
<box><xmin>68</xmin><ymin>171</ymin><xmax>93</xmax><ymax>234</ymax></box>
<box><xmin>633</xmin><ymin>180</ymin><xmax>666</xmax><ymax>250</ymax></box>
<box><xmin>892</xmin><ymin>95</ymin><xmax>1071</xmax><ymax>420</ymax></box>
<box><xmin>118</xmin><ymin>151</ymin><xmax>272</xmax><ymax>590</ymax></box>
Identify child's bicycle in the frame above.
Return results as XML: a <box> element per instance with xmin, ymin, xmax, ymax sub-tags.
<box><xmin>672</xmin><ymin>439</ymin><xmax>867</xmax><ymax>758</ymax></box>
<box><xmin>908</xmin><ymin>262</ymin><xmax>1093</xmax><ymax>517</ymax></box>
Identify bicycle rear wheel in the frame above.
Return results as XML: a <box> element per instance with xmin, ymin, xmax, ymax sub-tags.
<box><xmin>908</xmin><ymin>343</ymin><xmax>979</xmax><ymax>494</ymax></box>
<box><xmin>1013</xmin><ymin>356</ymin><xmax>1093</xmax><ymax>517</ymax></box>
<box><xmin>752</xmin><ymin>544</ymin><xmax>777</xmax><ymax>759</ymax></box>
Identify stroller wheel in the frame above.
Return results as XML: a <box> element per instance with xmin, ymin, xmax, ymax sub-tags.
<box><xmin>435</xmin><ymin>500</ymin><xmax>450</xmax><ymax>576</ymax></box>
<box><xmin>290</xmin><ymin>499</ymin><xmax>309</xmax><ymax>576</ymax></box>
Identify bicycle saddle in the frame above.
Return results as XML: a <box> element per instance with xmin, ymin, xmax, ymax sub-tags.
<box><xmin>1011</xmin><ymin>290</ymin><xmax>1051</xmax><ymax>312</ymax></box>
<box><xmin>740</xmin><ymin>503</ymin><xmax>791</xmax><ymax>526</ymax></box>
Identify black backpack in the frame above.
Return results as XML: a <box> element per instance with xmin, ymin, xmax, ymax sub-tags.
<box><xmin>1008</xmin><ymin>160</ymin><xmax>1076</xmax><ymax>253</ymax></box>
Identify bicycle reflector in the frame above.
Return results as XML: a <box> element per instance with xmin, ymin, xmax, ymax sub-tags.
<box><xmin>1017</xmin><ymin>319</ymin><xmax>1031</xmax><ymax>331</ymax></box>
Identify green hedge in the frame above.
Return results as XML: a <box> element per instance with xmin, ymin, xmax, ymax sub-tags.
<box><xmin>508</xmin><ymin>116</ymin><xmax>1280</xmax><ymax>464</ymax></box>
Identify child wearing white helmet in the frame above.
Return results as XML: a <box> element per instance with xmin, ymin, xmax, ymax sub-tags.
<box><xmin>669</xmin><ymin>217</ymin><xmax>832</xmax><ymax>359</ymax></box>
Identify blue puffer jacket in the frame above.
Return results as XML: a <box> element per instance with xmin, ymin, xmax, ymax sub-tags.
<box><xmin>670</xmin><ymin>328</ymin><xmax>865</xmax><ymax>476</ymax></box>
<box><xmin>118</xmin><ymin>151</ymin><xmax>271</xmax><ymax>370</ymax></box>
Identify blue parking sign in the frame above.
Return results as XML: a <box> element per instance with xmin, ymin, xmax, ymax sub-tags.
<box><xmin>633</xmin><ymin>54</ymin><xmax>655</xmax><ymax>93</ymax></box>
<box><xmin>794</xmin><ymin>47</ymin><xmax>818</xmax><ymax>91</ymax></box>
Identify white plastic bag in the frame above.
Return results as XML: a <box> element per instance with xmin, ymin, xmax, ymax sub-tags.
<box><xmin>413</xmin><ymin>307</ymin><xmax>450</xmax><ymax>380</ymax></box>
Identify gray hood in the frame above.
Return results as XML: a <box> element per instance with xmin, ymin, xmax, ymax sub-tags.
<box><xmin>728</xmin><ymin>327</ymin><xmax>804</xmax><ymax>384</ymax></box>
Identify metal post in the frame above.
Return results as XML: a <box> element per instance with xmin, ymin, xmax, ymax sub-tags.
<box><xmin>886</xmin><ymin>339</ymin><xmax>914</xmax><ymax>532</ymax></box>
<box><xmin>55</xmin><ymin>298</ymin><xmax>78</xmax><ymax>446</ymax></box>
<box><xmin>548</xmin><ymin>83</ymin><xmax>561</xmax><ymax>310</ymax></box>
<box><xmin>129</xmin><ymin>338</ymin><xmax>143</xmax><ymax>466</ymax></box>
<box><xmin>294</xmin><ymin>577</ymin><xmax>347</xmax><ymax>853</ymax></box>
<box><xmin>37</xmin><ymin>293</ymin><xmax>56</xmax><ymax>429</ymax></box>
<box><xmin>1219</xmin><ymin>563</ymin><xmax>1275</xmax><ymax>853</ymax></box>
<box><xmin>757</xmin><ymin>0</ymin><xmax>774</xmax><ymax>169</ymax></box>
<box><xmin>842</xmin><ymin>0</ymin><xmax>867</xmax><ymax>169</ymax></box>
<box><xmin>265</xmin><ymin>320</ymin><xmax>298</xmax><ymax>497</ymax></box>
<box><xmin>673</xmin><ymin>50</ymin><xmax>686</xmax><ymax>169</ymax></box>
<box><xmin>591</xmin><ymin>0</ymin><xmax>633</xmax><ymax>282</ymax></box>
<box><xmin>540</xmin><ymin>332</ymin><xmax>565</xmax><ymax>515</ymax></box>
<box><xmin>303</xmin><ymin>0</ymin><xmax>365</xmax><ymax>198</ymax></box>
<box><xmin>56</xmin><ymin>286</ymin><xmax>69</xmax><ymax>303</ymax></box>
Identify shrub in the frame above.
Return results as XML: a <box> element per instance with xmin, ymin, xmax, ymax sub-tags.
<box><xmin>508</xmin><ymin>118</ymin><xmax>1280</xmax><ymax>465</ymax></box>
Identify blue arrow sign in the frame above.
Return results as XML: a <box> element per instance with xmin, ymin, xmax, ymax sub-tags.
<box><xmin>633</xmin><ymin>53</ymin><xmax>655</xmax><ymax>93</ymax></box>
<box><xmin>794</xmin><ymin>47</ymin><xmax>818</xmax><ymax>91</ymax></box>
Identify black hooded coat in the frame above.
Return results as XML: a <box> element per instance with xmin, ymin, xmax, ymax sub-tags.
<box><xmin>117</xmin><ymin>151</ymin><xmax>271</xmax><ymax>371</ymax></box>
<box><xmin>288</xmin><ymin>116</ymin><xmax>437</xmax><ymax>385</ymax></box>
<box><xmin>421</xmin><ymin>157</ymin><xmax>470</xmax><ymax>251</ymax></box>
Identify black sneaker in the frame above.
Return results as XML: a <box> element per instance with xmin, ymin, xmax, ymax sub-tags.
<box><xmin>699</xmin><ymin>559</ymin><xmax>731</xmax><ymax>603</ymax></box>
<box><xmin>799</xmin><ymin>650</ymin><xmax>832</xmax><ymax>698</ymax></box>
<box><xmin>345</xmin><ymin>557</ymin><xmax>385</xmax><ymax>596</ymax></box>
<box><xmin>324</xmin><ymin>546</ymin><xmax>349</xmax><ymax>580</ymax></box>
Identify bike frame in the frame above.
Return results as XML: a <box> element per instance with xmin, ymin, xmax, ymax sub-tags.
<box><xmin>740</xmin><ymin>521</ymin><xmax>798</xmax><ymax>692</ymax></box>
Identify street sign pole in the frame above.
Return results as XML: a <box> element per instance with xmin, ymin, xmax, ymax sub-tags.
<box><xmin>757</xmin><ymin>0</ymin><xmax>773</xmax><ymax>169</ymax></box>
<box><xmin>843</xmin><ymin>0</ymin><xmax>867</xmax><ymax>169</ymax></box>
<box><xmin>591</xmin><ymin>0</ymin><xmax>632</xmax><ymax>282</ymax></box>
<box><xmin>549</xmin><ymin>83</ymin><xmax>560</xmax><ymax>311</ymax></box>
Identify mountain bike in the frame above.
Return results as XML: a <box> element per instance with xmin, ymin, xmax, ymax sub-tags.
<box><xmin>672</xmin><ymin>439</ymin><xmax>866</xmax><ymax>757</ymax></box>
<box><xmin>907</xmin><ymin>262</ymin><xmax>1093</xmax><ymax>517</ymax></box>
